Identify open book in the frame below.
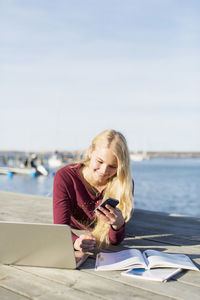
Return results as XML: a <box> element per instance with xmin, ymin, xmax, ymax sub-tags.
<box><xmin>95</xmin><ymin>249</ymin><xmax>199</xmax><ymax>271</ymax></box>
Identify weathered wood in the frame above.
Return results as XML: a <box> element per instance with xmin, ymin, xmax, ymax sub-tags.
<box><xmin>0</xmin><ymin>265</ymin><xmax>171</xmax><ymax>300</ymax></box>
<box><xmin>0</xmin><ymin>265</ymin><xmax>103</xmax><ymax>300</ymax></box>
<box><xmin>127</xmin><ymin>209</ymin><xmax>200</xmax><ymax>246</ymax></box>
<box><xmin>0</xmin><ymin>286</ymin><xmax>30</xmax><ymax>300</ymax></box>
<box><xmin>84</xmin><ymin>269</ymin><xmax>200</xmax><ymax>300</ymax></box>
<box><xmin>0</xmin><ymin>191</ymin><xmax>200</xmax><ymax>300</ymax></box>
<box><xmin>0</xmin><ymin>191</ymin><xmax>52</xmax><ymax>223</ymax></box>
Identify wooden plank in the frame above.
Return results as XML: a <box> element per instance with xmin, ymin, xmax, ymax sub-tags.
<box><xmin>12</xmin><ymin>261</ymin><xmax>200</xmax><ymax>300</ymax></box>
<box><xmin>0</xmin><ymin>286</ymin><xmax>30</xmax><ymax>300</ymax></box>
<box><xmin>84</xmin><ymin>269</ymin><xmax>200</xmax><ymax>300</ymax></box>
<box><xmin>129</xmin><ymin>209</ymin><xmax>200</xmax><ymax>236</ymax></box>
<box><xmin>8</xmin><ymin>265</ymin><xmax>173</xmax><ymax>300</ymax></box>
<box><xmin>142</xmin><ymin>235</ymin><xmax>200</xmax><ymax>247</ymax></box>
<box><xmin>0</xmin><ymin>191</ymin><xmax>52</xmax><ymax>223</ymax></box>
<box><xmin>127</xmin><ymin>209</ymin><xmax>200</xmax><ymax>245</ymax></box>
<box><xmin>0</xmin><ymin>265</ymin><xmax>100</xmax><ymax>300</ymax></box>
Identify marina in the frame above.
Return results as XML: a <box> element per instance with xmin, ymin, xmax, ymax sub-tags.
<box><xmin>0</xmin><ymin>190</ymin><xmax>200</xmax><ymax>299</ymax></box>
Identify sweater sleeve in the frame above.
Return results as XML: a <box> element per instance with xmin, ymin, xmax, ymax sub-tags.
<box><xmin>53</xmin><ymin>170</ymin><xmax>79</xmax><ymax>244</ymax></box>
<box><xmin>108</xmin><ymin>223</ymin><xmax>126</xmax><ymax>245</ymax></box>
<box><xmin>108</xmin><ymin>179</ymin><xmax>134</xmax><ymax>245</ymax></box>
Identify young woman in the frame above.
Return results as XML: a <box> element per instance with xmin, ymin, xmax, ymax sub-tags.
<box><xmin>53</xmin><ymin>129</ymin><xmax>134</xmax><ymax>252</ymax></box>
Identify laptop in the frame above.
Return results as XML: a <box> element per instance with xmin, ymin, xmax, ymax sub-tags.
<box><xmin>0</xmin><ymin>221</ymin><xmax>88</xmax><ymax>269</ymax></box>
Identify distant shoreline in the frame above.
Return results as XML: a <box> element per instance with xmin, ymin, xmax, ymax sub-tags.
<box><xmin>145</xmin><ymin>151</ymin><xmax>200</xmax><ymax>158</ymax></box>
<box><xmin>0</xmin><ymin>150</ymin><xmax>200</xmax><ymax>158</ymax></box>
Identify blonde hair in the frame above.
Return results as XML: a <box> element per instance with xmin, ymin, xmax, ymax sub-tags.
<box><xmin>83</xmin><ymin>129</ymin><xmax>133</xmax><ymax>248</ymax></box>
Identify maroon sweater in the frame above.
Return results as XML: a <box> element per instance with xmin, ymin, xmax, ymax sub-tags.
<box><xmin>53</xmin><ymin>163</ymin><xmax>125</xmax><ymax>244</ymax></box>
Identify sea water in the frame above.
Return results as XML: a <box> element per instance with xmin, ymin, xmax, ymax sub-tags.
<box><xmin>0</xmin><ymin>157</ymin><xmax>199</xmax><ymax>217</ymax></box>
<box><xmin>132</xmin><ymin>157</ymin><xmax>200</xmax><ymax>217</ymax></box>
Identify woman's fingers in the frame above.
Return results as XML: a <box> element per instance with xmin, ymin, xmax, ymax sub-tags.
<box><xmin>96</xmin><ymin>205</ymin><xmax>124</xmax><ymax>229</ymax></box>
<box><xmin>96</xmin><ymin>210</ymin><xmax>116</xmax><ymax>225</ymax></box>
<box><xmin>96</xmin><ymin>205</ymin><xmax>118</xmax><ymax>220</ymax></box>
<box><xmin>74</xmin><ymin>234</ymin><xmax>96</xmax><ymax>252</ymax></box>
<box><xmin>81</xmin><ymin>240</ymin><xmax>96</xmax><ymax>251</ymax></box>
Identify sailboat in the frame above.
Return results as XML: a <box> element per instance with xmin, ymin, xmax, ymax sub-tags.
<box><xmin>130</xmin><ymin>149</ymin><xmax>149</xmax><ymax>162</ymax></box>
<box><xmin>48</xmin><ymin>151</ymin><xmax>64</xmax><ymax>169</ymax></box>
<box><xmin>130</xmin><ymin>152</ymin><xmax>145</xmax><ymax>162</ymax></box>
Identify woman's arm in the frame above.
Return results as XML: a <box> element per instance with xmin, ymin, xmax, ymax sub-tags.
<box><xmin>95</xmin><ymin>179</ymin><xmax>134</xmax><ymax>245</ymax></box>
<box><xmin>53</xmin><ymin>169</ymin><xmax>96</xmax><ymax>251</ymax></box>
<box><xmin>53</xmin><ymin>171</ymin><xmax>79</xmax><ymax>243</ymax></box>
<box><xmin>95</xmin><ymin>205</ymin><xmax>125</xmax><ymax>245</ymax></box>
<box><xmin>53</xmin><ymin>171</ymin><xmax>71</xmax><ymax>224</ymax></box>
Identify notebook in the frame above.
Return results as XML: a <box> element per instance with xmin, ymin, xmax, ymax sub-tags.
<box><xmin>0</xmin><ymin>221</ymin><xmax>88</xmax><ymax>269</ymax></box>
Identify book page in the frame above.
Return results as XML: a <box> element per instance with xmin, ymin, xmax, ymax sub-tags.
<box><xmin>95</xmin><ymin>249</ymin><xmax>146</xmax><ymax>271</ymax></box>
<box><xmin>144</xmin><ymin>250</ymin><xmax>199</xmax><ymax>271</ymax></box>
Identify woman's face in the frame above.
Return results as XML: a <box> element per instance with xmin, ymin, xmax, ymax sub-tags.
<box><xmin>89</xmin><ymin>146</ymin><xmax>118</xmax><ymax>185</ymax></box>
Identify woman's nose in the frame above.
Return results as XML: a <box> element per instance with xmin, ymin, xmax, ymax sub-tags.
<box><xmin>100</xmin><ymin>164</ymin><xmax>108</xmax><ymax>174</ymax></box>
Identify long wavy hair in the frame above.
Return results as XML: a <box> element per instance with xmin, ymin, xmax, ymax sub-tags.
<box><xmin>82</xmin><ymin>129</ymin><xmax>133</xmax><ymax>248</ymax></box>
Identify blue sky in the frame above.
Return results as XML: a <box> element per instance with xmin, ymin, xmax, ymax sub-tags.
<box><xmin>1</xmin><ymin>0</ymin><xmax>199</xmax><ymax>152</ymax></box>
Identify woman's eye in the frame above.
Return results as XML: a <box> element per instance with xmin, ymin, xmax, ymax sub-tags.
<box><xmin>109</xmin><ymin>165</ymin><xmax>117</xmax><ymax>169</ymax></box>
<box><xmin>97</xmin><ymin>160</ymin><xmax>103</xmax><ymax>164</ymax></box>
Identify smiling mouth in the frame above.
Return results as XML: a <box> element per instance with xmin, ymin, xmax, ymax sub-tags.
<box><xmin>98</xmin><ymin>173</ymin><xmax>108</xmax><ymax>178</ymax></box>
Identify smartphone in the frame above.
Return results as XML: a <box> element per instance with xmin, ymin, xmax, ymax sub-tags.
<box><xmin>94</xmin><ymin>198</ymin><xmax>119</xmax><ymax>213</ymax></box>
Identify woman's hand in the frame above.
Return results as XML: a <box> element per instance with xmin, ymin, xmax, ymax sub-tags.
<box><xmin>95</xmin><ymin>205</ymin><xmax>124</xmax><ymax>230</ymax></box>
<box><xmin>74</xmin><ymin>233</ymin><xmax>96</xmax><ymax>252</ymax></box>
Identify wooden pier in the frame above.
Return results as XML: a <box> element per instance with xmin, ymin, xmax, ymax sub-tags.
<box><xmin>0</xmin><ymin>190</ymin><xmax>200</xmax><ymax>300</ymax></box>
